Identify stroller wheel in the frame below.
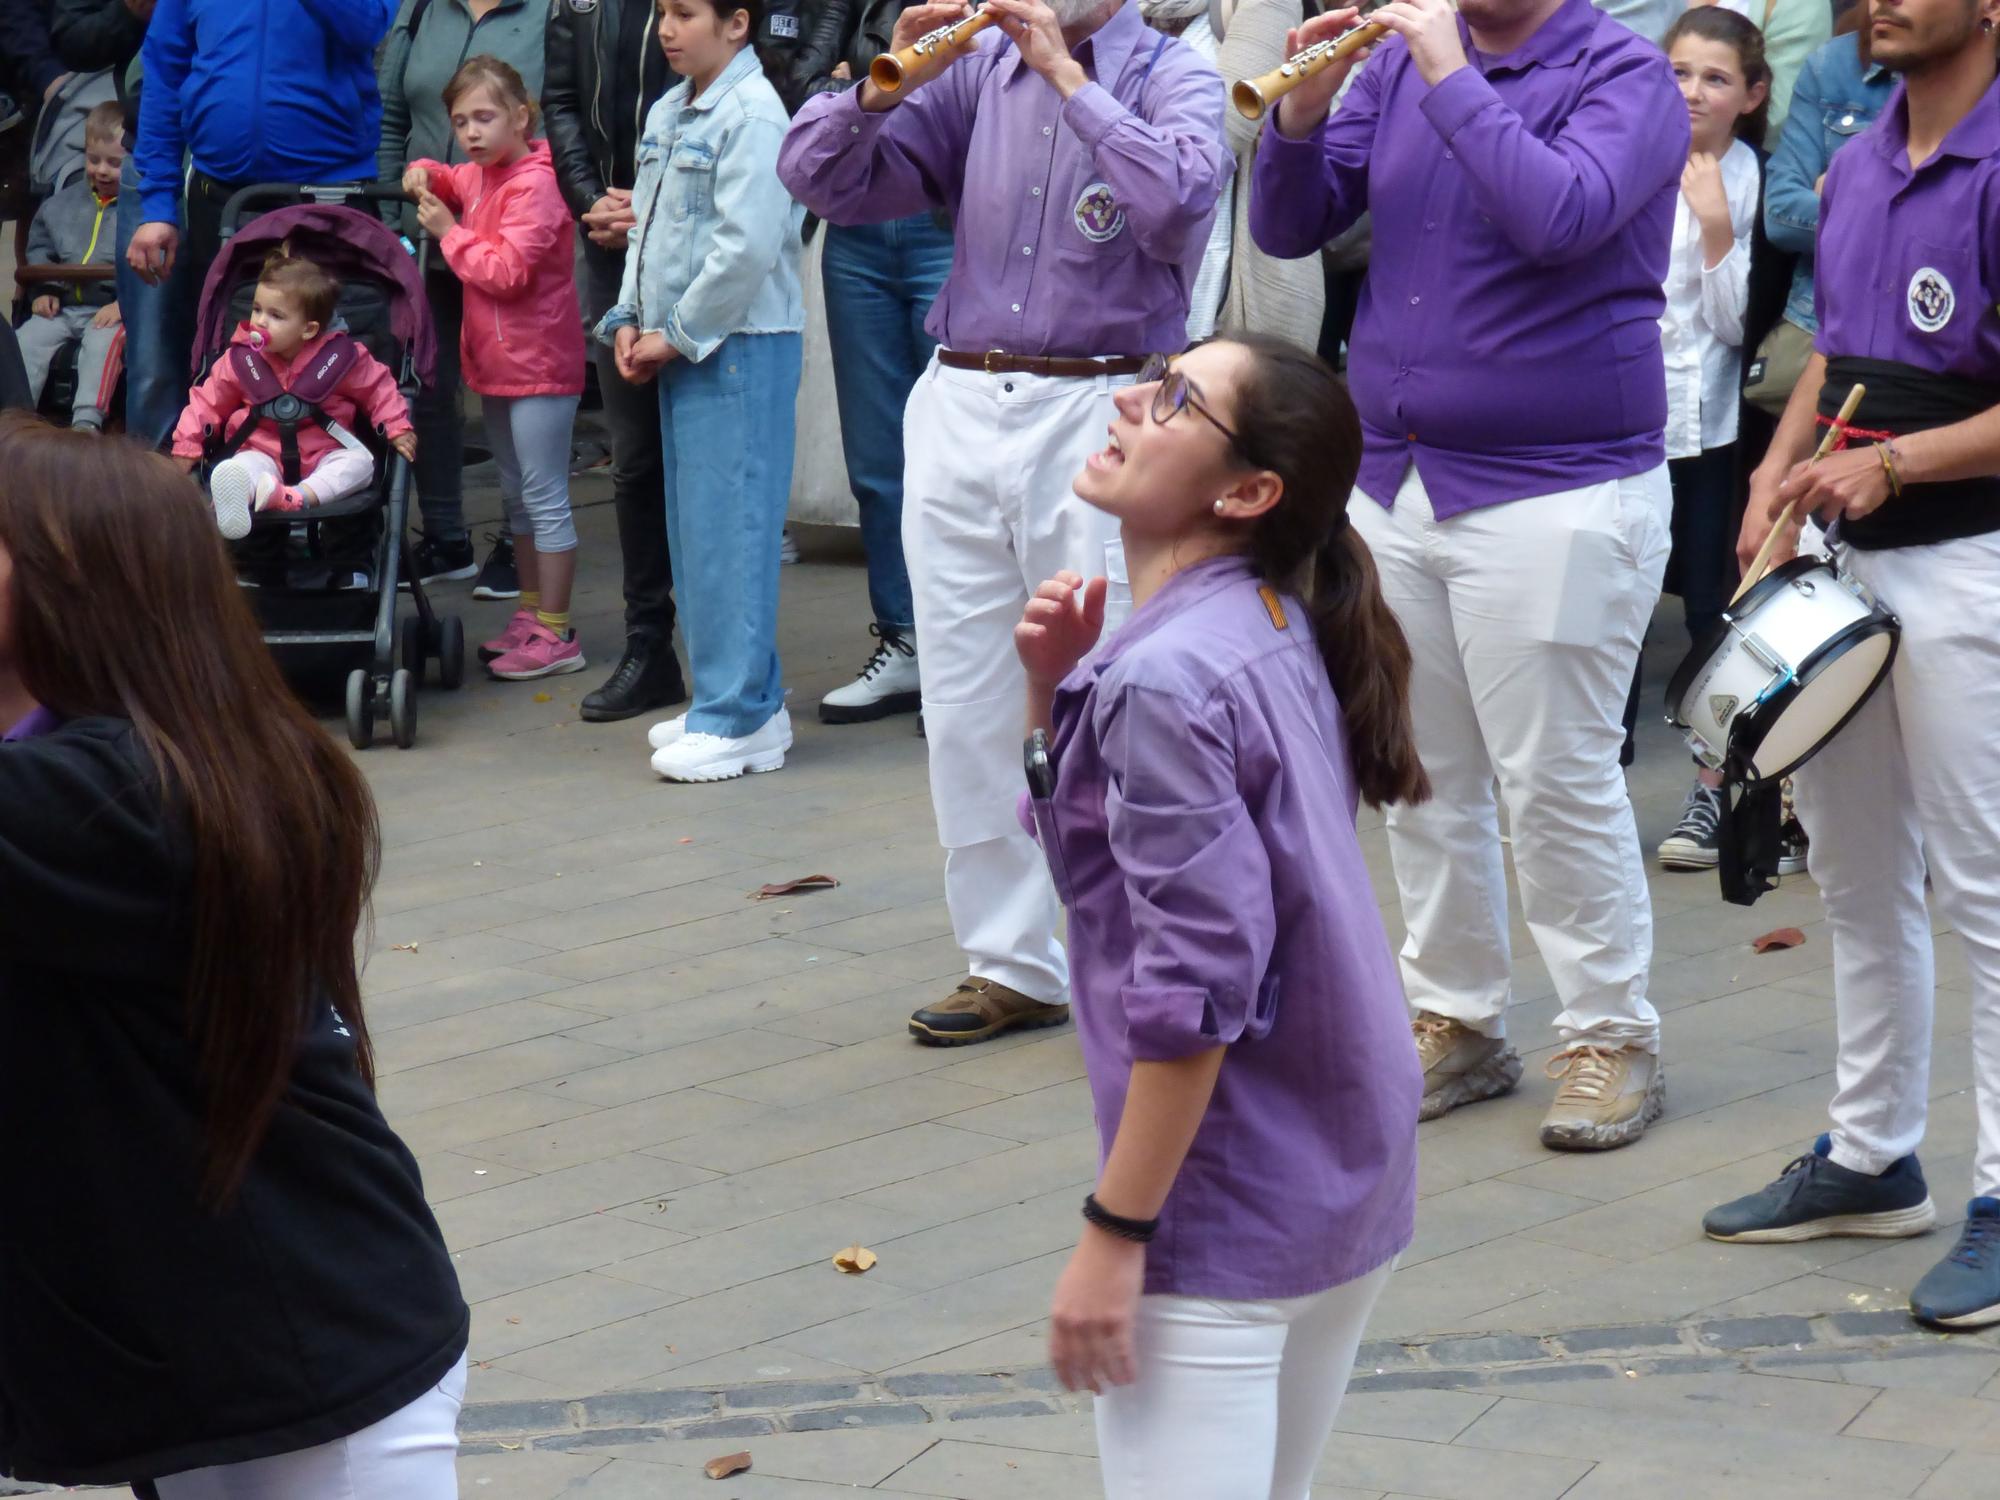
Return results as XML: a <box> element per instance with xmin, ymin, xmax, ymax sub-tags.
<box><xmin>400</xmin><ymin>616</ymin><xmax>428</xmax><ymax>682</ymax></box>
<box><xmin>345</xmin><ymin>669</ymin><xmax>375</xmax><ymax>750</ymax></box>
<box><xmin>437</xmin><ymin>616</ymin><xmax>466</xmax><ymax>691</ymax></box>
<box><xmin>389</xmin><ymin>669</ymin><xmax>418</xmax><ymax>749</ymax></box>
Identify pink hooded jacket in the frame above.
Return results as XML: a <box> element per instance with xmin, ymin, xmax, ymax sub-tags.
<box><xmin>171</xmin><ymin>322</ymin><xmax>412</xmax><ymax>468</ymax></box>
<box><xmin>411</xmin><ymin>141</ymin><xmax>586</xmax><ymax>399</ymax></box>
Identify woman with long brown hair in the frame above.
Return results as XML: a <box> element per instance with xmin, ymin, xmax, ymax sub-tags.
<box><xmin>1018</xmin><ymin>334</ymin><xmax>1424</xmax><ymax>1498</ymax></box>
<box><xmin>0</xmin><ymin>415</ymin><xmax>467</xmax><ymax>1497</ymax></box>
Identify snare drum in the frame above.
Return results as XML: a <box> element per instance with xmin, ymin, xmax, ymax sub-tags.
<box><xmin>1666</xmin><ymin>557</ymin><xmax>1899</xmax><ymax>782</ymax></box>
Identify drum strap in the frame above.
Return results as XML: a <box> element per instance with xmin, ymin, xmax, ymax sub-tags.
<box><xmin>1717</xmin><ymin>769</ymin><xmax>1784</xmax><ymax>908</ymax></box>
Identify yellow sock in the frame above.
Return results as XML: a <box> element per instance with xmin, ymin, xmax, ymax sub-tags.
<box><xmin>520</xmin><ymin>589</ymin><xmax>541</xmax><ymax>612</ymax></box>
<box><xmin>536</xmin><ymin>607</ymin><xmax>570</xmax><ymax>635</ymax></box>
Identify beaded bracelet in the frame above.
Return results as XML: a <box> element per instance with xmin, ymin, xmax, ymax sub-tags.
<box><xmin>1876</xmin><ymin>442</ymin><xmax>1903</xmax><ymax>499</ymax></box>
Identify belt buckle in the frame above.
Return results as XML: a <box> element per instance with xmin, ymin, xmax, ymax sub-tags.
<box><xmin>984</xmin><ymin>349</ymin><xmax>1003</xmax><ymax>376</ymax></box>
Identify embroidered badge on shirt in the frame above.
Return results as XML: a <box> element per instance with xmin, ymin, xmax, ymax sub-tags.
<box><xmin>1073</xmin><ymin>183</ymin><xmax>1125</xmax><ymax>244</ymax></box>
<box><xmin>1908</xmin><ymin>266</ymin><xmax>1955</xmax><ymax>333</ymax></box>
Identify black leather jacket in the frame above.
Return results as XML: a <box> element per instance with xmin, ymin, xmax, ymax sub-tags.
<box><xmin>834</xmin><ymin>0</ymin><xmax>921</xmax><ymax>89</ymax></box>
<box><xmin>759</xmin><ymin>0</ymin><xmax>851</xmax><ymax>116</ymax></box>
<box><xmin>543</xmin><ymin>0</ymin><xmax>675</xmax><ymax>220</ymax></box>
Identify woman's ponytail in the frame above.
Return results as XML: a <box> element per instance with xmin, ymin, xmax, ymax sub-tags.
<box><xmin>1228</xmin><ymin>333</ymin><xmax>1429</xmax><ymax>809</ymax></box>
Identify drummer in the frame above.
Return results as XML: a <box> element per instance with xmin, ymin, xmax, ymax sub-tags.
<box><xmin>1704</xmin><ymin>0</ymin><xmax>2000</xmax><ymax>1330</ymax></box>
<box><xmin>1250</xmin><ymin>0</ymin><xmax>1687</xmax><ymax>1151</ymax></box>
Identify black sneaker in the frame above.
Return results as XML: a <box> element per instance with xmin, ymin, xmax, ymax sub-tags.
<box><xmin>1778</xmin><ymin>817</ymin><xmax>1809</xmax><ymax>878</ymax></box>
<box><xmin>1910</xmin><ymin>1198</ymin><xmax>2000</xmax><ymax>1329</ymax></box>
<box><xmin>472</xmin><ymin>534</ymin><xmax>519</xmax><ymax>601</ymax></box>
<box><xmin>1658</xmin><ymin>779</ymin><xmax>1722</xmax><ymax>870</ymax></box>
<box><xmin>580</xmin><ymin>639</ymin><xmax>689</xmax><ymax>723</ymax></box>
<box><xmin>410</xmin><ymin>532</ymin><xmax>477</xmax><ymax>586</ymax></box>
<box><xmin>1704</xmin><ymin>1135</ymin><xmax>1937</xmax><ymax>1243</ymax></box>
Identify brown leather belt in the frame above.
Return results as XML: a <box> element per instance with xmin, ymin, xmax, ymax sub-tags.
<box><xmin>938</xmin><ymin>349</ymin><xmax>1149</xmax><ymax>378</ymax></box>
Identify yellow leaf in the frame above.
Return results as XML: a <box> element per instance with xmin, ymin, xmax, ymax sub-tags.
<box><xmin>832</xmin><ymin>1244</ymin><xmax>878</xmax><ymax>1275</ymax></box>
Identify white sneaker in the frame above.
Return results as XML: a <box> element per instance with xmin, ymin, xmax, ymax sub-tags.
<box><xmin>820</xmin><ymin>629</ymin><xmax>920</xmax><ymax>725</ymax></box>
<box><xmin>651</xmin><ymin>707</ymin><xmax>793</xmax><ymax>782</ymax></box>
<box><xmin>210</xmin><ymin>459</ymin><xmax>275</xmax><ymax>541</ymax></box>
<box><xmin>647</xmin><ymin>713</ymin><xmax>688</xmax><ymax>751</ymax></box>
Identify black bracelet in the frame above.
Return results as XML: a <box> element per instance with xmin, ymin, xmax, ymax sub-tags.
<box><xmin>1083</xmin><ymin>1193</ymin><xmax>1159</xmax><ymax>1244</ymax></box>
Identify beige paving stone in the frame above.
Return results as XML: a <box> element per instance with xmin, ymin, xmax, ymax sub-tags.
<box><xmin>525</xmin><ymin>1028</ymin><xmax>832</xmax><ymax>1109</ymax></box>
<box><xmin>1844</xmin><ymin>1388</ymin><xmax>2000</xmax><ymax>1453</ymax></box>
<box><xmin>367</xmin><ymin>964</ymin><xmax>583</xmax><ymax>1031</ymax></box>
<box><xmin>469</xmin><ymin>1271</ymin><xmax>683</xmax><ymax>1362</ymax></box>
<box><xmin>646</xmin><ymin>1075</ymin><xmax>1008</xmax><ymax>1176</ymax></box>
<box><xmin>846</xmin><ymin>1128</ymin><xmax>1101</xmax><ymax>1230</ymax></box>
<box><xmin>450</xmin><ymin>1213</ymin><xmax>694</xmax><ymax>1303</ymax></box>
<box><xmin>782</xmin><ymin>1251</ymin><xmax>1074</xmax><ymax>1372</ymax></box>
<box><xmin>461</xmin><ymin>1087</ymin><xmax>771</xmax><ymax>1174</ymax></box>
<box><xmin>416</xmin><ymin>1150</ymin><xmax>537</xmax><ymax>1202</ymax></box>
<box><xmin>938</xmin><ymin>1077</ymin><xmax>1099</xmax><ymax>1143</ymax></box>
<box><xmin>875</xmin><ymin>1437</ymin><xmax>1103</xmax><ymax>1498</ymax></box>
<box><xmin>598</xmin><ymin>1426</ymin><xmax>941</xmax><ymax>1487</ymax></box>
<box><xmin>392</xmin><ymin>1085</ymin><xmax>601</xmax><ymax>1158</ymax></box>
<box><xmin>375</xmin><ymin>998</ymin><xmax>610</xmax><ymax>1076</ymax></box>
<box><xmin>435</xmin><ymin>1153</ymin><xmax>719</xmax><ymax>1249</ymax></box>
<box><xmin>606</xmin><ymin>1199</ymin><xmax>927</xmax><ymax>1297</ymax></box>
<box><xmin>377</xmin><ymin>1033</ymin><xmax>634</xmax><ymax>1117</ymax></box>
<box><xmin>1312</xmin><ymin>1430</ymin><xmax>1592</xmax><ymax>1499</ymax></box>
<box><xmin>454</xmin><ymin>1448</ymin><xmax>607</xmax><ymax>1499</ymax></box>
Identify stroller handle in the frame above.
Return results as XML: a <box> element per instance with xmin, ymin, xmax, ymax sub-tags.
<box><xmin>218</xmin><ymin>181</ymin><xmax>432</xmax><ymax>277</ymax></box>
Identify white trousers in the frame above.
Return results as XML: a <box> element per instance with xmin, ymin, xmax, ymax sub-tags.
<box><xmin>901</xmin><ymin>355</ymin><xmax>1131</xmax><ymax>1001</ymax></box>
<box><xmin>1350</xmin><ymin>465</ymin><xmax>1671</xmax><ymax>1048</ymax></box>
<box><xmin>155</xmin><ymin>1353</ymin><xmax>465</xmax><ymax>1500</ymax></box>
<box><xmin>1793</xmin><ymin>531</ymin><xmax>2000</xmax><ymax>1197</ymax></box>
<box><xmin>1095</xmin><ymin>1261</ymin><xmax>1394</xmax><ymax>1500</ymax></box>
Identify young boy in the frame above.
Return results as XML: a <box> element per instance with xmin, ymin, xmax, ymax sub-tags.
<box><xmin>19</xmin><ymin>102</ymin><xmax>126</xmax><ymax>431</ymax></box>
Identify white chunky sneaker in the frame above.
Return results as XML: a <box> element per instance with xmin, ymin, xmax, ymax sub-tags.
<box><xmin>647</xmin><ymin>713</ymin><xmax>688</xmax><ymax>751</ymax></box>
<box><xmin>820</xmin><ymin>628</ymin><xmax>920</xmax><ymax>725</ymax></box>
<box><xmin>651</xmin><ymin>708</ymin><xmax>793</xmax><ymax>783</ymax></box>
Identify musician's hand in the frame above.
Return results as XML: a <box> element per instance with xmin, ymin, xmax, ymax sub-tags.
<box><xmin>1272</xmin><ymin>8</ymin><xmax>1371</xmax><ymax>140</ymax></box>
<box><xmin>1371</xmin><ymin>0</ymin><xmax>1468</xmax><ymax>88</ymax></box>
<box><xmin>860</xmin><ymin>1</ymin><xmax>972</xmax><ymax>110</ymax></box>
<box><xmin>1776</xmin><ymin>445</ymin><xmax>1894</xmax><ymax>528</ymax></box>
<box><xmin>1016</xmin><ymin>571</ymin><xmax>1107</xmax><ymax>686</ymax></box>
<box><xmin>1738</xmin><ymin>463</ymin><xmax>1794</xmax><ymax>573</ymax></box>
<box><xmin>987</xmin><ymin>0</ymin><xmax>1088</xmax><ymax>96</ymax></box>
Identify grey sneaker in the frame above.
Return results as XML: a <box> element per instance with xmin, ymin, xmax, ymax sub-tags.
<box><xmin>1411</xmin><ymin>1012</ymin><xmax>1522</xmax><ymax>1122</ymax></box>
<box><xmin>1704</xmin><ymin>1136</ymin><xmax>1935</xmax><ymax>1243</ymax></box>
<box><xmin>1540</xmin><ymin>1044</ymin><xmax>1664</xmax><ymax>1151</ymax></box>
<box><xmin>1659</xmin><ymin>780</ymin><xmax>1723</xmax><ymax>870</ymax></box>
<box><xmin>1910</xmin><ymin>1198</ymin><xmax>2000</xmax><ymax>1329</ymax></box>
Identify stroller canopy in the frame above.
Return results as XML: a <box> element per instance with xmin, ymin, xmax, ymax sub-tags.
<box><xmin>191</xmin><ymin>203</ymin><xmax>438</xmax><ymax>391</ymax></box>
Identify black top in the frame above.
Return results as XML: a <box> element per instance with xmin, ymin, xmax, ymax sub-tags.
<box><xmin>0</xmin><ymin>717</ymin><xmax>467</xmax><ymax>1487</ymax></box>
<box><xmin>1819</xmin><ymin>356</ymin><xmax>2000</xmax><ymax>551</ymax></box>
<box><xmin>544</xmin><ymin>0</ymin><xmax>676</xmax><ymax>219</ymax></box>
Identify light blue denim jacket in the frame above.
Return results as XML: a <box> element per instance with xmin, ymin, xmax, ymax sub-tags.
<box><xmin>1764</xmin><ymin>35</ymin><xmax>1896</xmax><ymax>335</ymax></box>
<box><xmin>594</xmin><ymin>47</ymin><xmax>804</xmax><ymax>363</ymax></box>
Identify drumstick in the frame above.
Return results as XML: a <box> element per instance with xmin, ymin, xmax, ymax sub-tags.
<box><xmin>1731</xmin><ymin>382</ymin><xmax>1867</xmax><ymax>604</ymax></box>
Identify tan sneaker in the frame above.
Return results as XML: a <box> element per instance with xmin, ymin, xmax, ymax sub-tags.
<box><xmin>1540</xmin><ymin>1044</ymin><xmax>1664</xmax><ymax>1150</ymax></box>
<box><xmin>908</xmin><ymin>978</ymin><xmax>1070</xmax><ymax>1047</ymax></box>
<box><xmin>1411</xmin><ymin>1012</ymin><xmax>1523</xmax><ymax>1122</ymax></box>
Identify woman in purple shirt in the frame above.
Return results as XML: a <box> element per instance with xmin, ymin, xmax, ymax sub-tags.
<box><xmin>1019</xmin><ymin>334</ymin><xmax>1426</xmax><ymax>1497</ymax></box>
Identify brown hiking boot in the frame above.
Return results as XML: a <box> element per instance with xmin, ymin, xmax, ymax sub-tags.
<box><xmin>1540</xmin><ymin>1043</ymin><xmax>1664</xmax><ymax>1151</ymax></box>
<box><xmin>1411</xmin><ymin>1012</ymin><xmax>1523</xmax><ymax>1122</ymax></box>
<box><xmin>908</xmin><ymin>978</ymin><xmax>1070</xmax><ymax>1047</ymax></box>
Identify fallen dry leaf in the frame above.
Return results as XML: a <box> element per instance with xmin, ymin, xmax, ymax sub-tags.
<box><xmin>678</xmin><ymin>837</ymin><xmax>695</xmax><ymax>845</ymax></box>
<box><xmin>505</xmin><ymin>1316</ymin><xmax>521</xmax><ymax>1325</ymax></box>
<box><xmin>704</xmin><ymin>1451</ymin><xmax>752</xmax><ymax>1480</ymax></box>
<box><xmin>832</xmin><ymin>1244</ymin><xmax>878</xmax><ymax>1275</ymax></box>
<box><xmin>391</xmin><ymin>942</ymin><xmax>420</xmax><ymax>953</ymax></box>
<box><xmin>751</xmin><ymin>874</ymin><xmax>840</xmax><ymax>901</ymax></box>
<box><xmin>533</xmin><ymin>692</ymin><xmax>552</xmax><ymax>703</ymax></box>
<box><xmin>1752</xmin><ymin>927</ymin><xmax>1806</xmax><ymax>954</ymax></box>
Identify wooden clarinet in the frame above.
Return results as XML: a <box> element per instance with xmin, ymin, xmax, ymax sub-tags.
<box><xmin>870</xmin><ymin>9</ymin><xmax>1000</xmax><ymax>93</ymax></box>
<box><xmin>1231</xmin><ymin>20</ymin><xmax>1389</xmax><ymax>120</ymax></box>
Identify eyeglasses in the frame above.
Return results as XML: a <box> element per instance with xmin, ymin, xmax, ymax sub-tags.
<box><xmin>1136</xmin><ymin>352</ymin><xmax>1253</xmax><ymax>462</ymax></box>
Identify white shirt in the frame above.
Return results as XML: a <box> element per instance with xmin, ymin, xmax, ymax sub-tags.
<box><xmin>1659</xmin><ymin>136</ymin><xmax>1759</xmax><ymax>459</ymax></box>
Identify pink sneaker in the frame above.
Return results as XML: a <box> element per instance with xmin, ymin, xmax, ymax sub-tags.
<box><xmin>479</xmin><ymin>608</ymin><xmax>537</xmax><ymax>663</ymax></box>
<box><xmin>489</xmin><ymin>620</ymin><xmax>585</xmax><ymax>681</ymax></box>
<box><xmin>263</xmin><ymin>484</ymin><xmax>308</xmax><ymax>514</ymax></box>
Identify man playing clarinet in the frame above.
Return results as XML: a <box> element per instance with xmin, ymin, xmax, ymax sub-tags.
<box><xmin>1250</xmin><ymin>0</ymin><xmax>1686</xmax><ymax>1150</ymax></box>
<box><xmin>780</xmin><ymin>0</ymin><xmax>1228</xmax><ymax>1049</ymax></box>
<box><xmin>1705</xmin><ymin>0</ymin><xmax>2000</xmax><ymax>1331</ymax></box>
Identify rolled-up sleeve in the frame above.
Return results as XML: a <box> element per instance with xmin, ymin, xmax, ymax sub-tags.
<box><xmin>1100</xmin><ymin>684</ymin><xmax>1276</xmax><ymax>1061</ymax></box>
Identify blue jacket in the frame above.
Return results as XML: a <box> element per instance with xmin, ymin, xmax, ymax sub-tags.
<box><xmin>1764</xmin><ymin>34</ymin><xmax>1896</xmax><ymax>336</ymax></box>
<box><xmin>136</xmin><ymin>0</ymin><xmax>397</xmax><ymax>225</ymax></box>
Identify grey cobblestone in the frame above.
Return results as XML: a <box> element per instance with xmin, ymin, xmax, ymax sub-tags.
<box><xmin>1554</xmin><ymin>1322</ymin><xmax>1685</xmax><ymax>1354</ymax></box>
<box><xmin>949</xmin><ymin>1398</ymin><xmax>1065</xmax><ymax>1421</ymax></box>
<box><xmin>1349</xmin><ymin>1368</ymin><xmax>1480</xmax><ymax>1393</ymax></box>
<box><xmin>578</xmin><ymin>1389</ymin><xmax>716</xmax><ymax>1426</ymax></box>
<box><xmin>1823</xmin><ymin>1310</ymin><xmax>1924</xmax><ymax>1339</ymax></box>
<box><xmin>1425</xmin><ymin>1333</ymin><xmax>1547</xmax><ymax>1365</ymax></box>
<box><xmin>679</xmin><ymin>1415</ymin><xmax>778</xmax><ymax>1441</ymax></box>
<box><xmin>458</xmin><ymin>1398</ymin><xmax>578</xmax><ymax>1437</ymax></box>
<box><xmin>1697</xmin><ymin>1315</ymin><xmax>1817</xmax><ymax>1350</ymax></box>
<box><xmin>883</xmin><ymin>1371</ymin><xmax>1012</xmax><ymax>1397</ymax></box>
<box><xmin>537</xmin><ymin>1425</ymin><xmax>674</xmax><ymax>1453</ymax></box>
<box><xmin>1482</xmin><ymin>1362</ymin><xmax>1618</xmax><ymax>1386</ymax></box>
<box><xmin>1356</xmin><ymin>1339</ymin><xmax>1421</xmax><ymax>1369</ymax></box>
<box><xmin>787</xmin><ymin>1401</ymin><xmax>931</xmax><ymax>1431</ymax></box>
<box><xmin>721</xmin><ymin>1380</ymin><xmax>863</xmax><ymax>1410</ymax></box>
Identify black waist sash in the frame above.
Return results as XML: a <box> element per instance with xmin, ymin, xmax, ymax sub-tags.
<box><xmin>1819</xmin><ymin>356</ymin><xmax>2000</xmax><ymax>550</ymax></box>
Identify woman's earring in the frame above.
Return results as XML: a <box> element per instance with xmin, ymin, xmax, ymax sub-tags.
<box><xmin>1213</xmin><ymin>500</ymin><xmax>1228</xmax><ymax>516</ymax></box>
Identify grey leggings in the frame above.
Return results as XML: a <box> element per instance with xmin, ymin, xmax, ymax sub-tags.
<box><xmin>483</xmin><ymin>394</ymin><xmax>579</xmax><ymax>553</ymax></box>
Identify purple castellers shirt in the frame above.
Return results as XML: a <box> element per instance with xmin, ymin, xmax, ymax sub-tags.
<box><xmin>2</xmin><ymin>707</ymin><xmax>58</xmax><ymax>743</ymax></box>
<box><xmin>1813</xmin><ymin>79</ymin><xmax>2000</xmax><ymax>377</ymax></box>
<box><xmin>777</xmin><ymin>0</ymin><xmax>1230</xmax><ymax>357</ymax></box>
<box><xmin>1250</xmin><ymin>0</ymin><xmax>1686</xmax><ymax>520</ymax></box>
<box><xmin>1025</xmin><ymin>558</ymin><xmax>1420</xmax><ymax>1300</ymax></box>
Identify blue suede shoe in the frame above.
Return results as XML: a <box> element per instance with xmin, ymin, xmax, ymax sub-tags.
<box><xmin>1910</xmin><ymin>1198</ymin><xmax>2000</xmax><ymax>1330</ymax></box>
<box><xmin>1703</xmin><ymin>1135</ymin><xmax>1936</xmax><ymax>1243</ymax></box>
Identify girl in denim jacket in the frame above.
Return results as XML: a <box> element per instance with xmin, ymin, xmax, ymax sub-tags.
<box><xmin>597</xmin><ymin>0</ymin><xmax>806</xmax><ymax>783</ymax></box>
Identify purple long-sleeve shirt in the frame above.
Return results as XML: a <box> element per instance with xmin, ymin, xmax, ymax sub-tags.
<box><xmin>1025</xmin><ymin>558</ymin><xmax>1419</xmax><ymax>1299</ymax></box>
<box><xmin>1250</xmin><ymin>0</ymin><xmax>1686</xmax><ymax>519</ymax></box>
<box><xmin>777</xmin><ymin>1</ymin><xmax>1230</xmax><ymax>357</ymax></box>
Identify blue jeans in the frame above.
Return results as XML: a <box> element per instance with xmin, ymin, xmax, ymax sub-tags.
<box><xmin>115</xmin><ymin>170</ymin><xmax>195</xmax><ymax>448</ymax></box>
<box><xmin>819</xmin><ymin>214</ymin><xmax>954</xmax><ymax>637</ymax></box>
<box><xmin>659</xmin><ymin>332</ymin><xmax>801</xmax><ymax>737</ymax></box>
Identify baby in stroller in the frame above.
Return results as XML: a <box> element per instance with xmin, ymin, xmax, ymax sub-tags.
<box><xmin>172</xmin><ymin>252</ymin><xmax>417</xmax><ymax>540</ymax></box>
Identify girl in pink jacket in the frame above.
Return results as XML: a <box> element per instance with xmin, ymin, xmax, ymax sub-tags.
<box><xmin>172</xmin><ymin>253</ymin><xmax>415</xmax><ymax>543</ymax></box>
<box><xmin>406</xmin><ymin>55</ymin><xmax>588</xmax><ymax>682</ymax></box>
